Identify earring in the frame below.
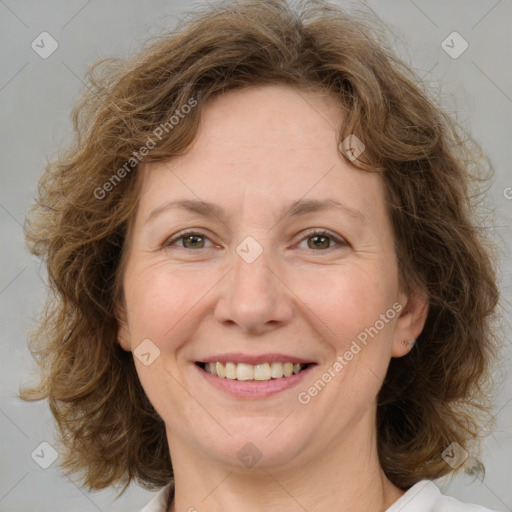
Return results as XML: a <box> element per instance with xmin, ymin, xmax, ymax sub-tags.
<box><xmin>402</xmin><ymin>339</ymin><xmax>416</xmax><ymax>347</ymax></box>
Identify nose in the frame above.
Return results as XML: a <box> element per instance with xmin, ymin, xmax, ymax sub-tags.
<box><xmin>213</xmin><ymin>244</ymin><xmax>293</xmax><ymax>334</ymax></box>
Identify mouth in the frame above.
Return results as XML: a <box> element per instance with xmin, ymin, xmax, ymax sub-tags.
<box><xmin>195</xmin><ymin>361</ymin><xmax>312</xmax><ymax>381</ymax></box>
<box><xmin>193</xmin><ymin>353</ymin><xmax>317</xmax><ymax>398</ymax></box>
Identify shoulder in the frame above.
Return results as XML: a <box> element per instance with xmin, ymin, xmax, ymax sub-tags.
<box><xmin>139</xmin><ymin>480</ymin><xmax>500</xmax><ymax>512</ymax></box>
<box><xmin>386</xmin><ymin>480</ymin><xmax>500</xmax><ymax>512</ymax></box>
<box><xmin>139</xmin><ymin>484</ymin><xmax>173</xmax><ymax>512</ymax></box>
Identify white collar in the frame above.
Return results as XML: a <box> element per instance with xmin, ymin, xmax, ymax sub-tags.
<box><xmin>140</xmin><ymin>483</ymin><xmax>172</xmax><ymax>512</ymax></box>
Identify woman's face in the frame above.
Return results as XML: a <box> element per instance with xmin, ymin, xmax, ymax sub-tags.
<box><xmin>117</xmin><ymin>84</ymin><xmax>427</xmax><ymax>472</ymax></box>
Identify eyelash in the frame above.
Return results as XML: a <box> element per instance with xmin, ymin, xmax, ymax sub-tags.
<box><xmin>163</xmin><ymin>229</ymin><xmax>348</xmax><ymax>251</ymax></box>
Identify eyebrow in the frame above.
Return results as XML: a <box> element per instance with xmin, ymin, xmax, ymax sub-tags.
<box><xmin>144</xmin><ymin>197</ymin><xmax>367</xmax><ymax>225</ymax></box>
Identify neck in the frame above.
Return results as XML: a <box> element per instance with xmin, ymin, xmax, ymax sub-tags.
<box><xmin>166</xmin><ymin>409</ymin><xmax>405</xmax><ymax>512</ymax></box>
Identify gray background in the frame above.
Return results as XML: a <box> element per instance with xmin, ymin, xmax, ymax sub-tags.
<box><xmin>0</xmin><ymin>0</ymin><xmax>511</xmax><ymax>511</ymax></box>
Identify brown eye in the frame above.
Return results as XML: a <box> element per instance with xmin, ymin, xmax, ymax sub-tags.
<box><xmin>307</xmin><ymin>234</ymin><xmax>332</xmax><ymax>250</ymax></box>
<box><xmin>181</xmin><ymin>234</ymin><xmax>205</xmax><ymax>249</ymax></box>
<box><xmin>165</xmin><ymin>231</ymin><xmax>213</xmax><ymax>250</ymax></box>
<box><xmin>298</xmin><ymin>229</ymin><xmax>347</xmax><ymax>251</ymax></box>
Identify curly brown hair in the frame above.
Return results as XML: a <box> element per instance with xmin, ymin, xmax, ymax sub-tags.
<box><xmin>22</xmin><ymin>0</ymin><xmax>501</xmax><ymax>495</ymax></box>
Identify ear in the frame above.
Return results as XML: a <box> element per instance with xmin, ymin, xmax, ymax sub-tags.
<box><xmin>391</xmin><ymin>288</ymin><xmax>429</xmax><ymax>358</ymax></box>
<box><xmin>115</xmin><ymin>298</ymin><xmax>132</xmax><ymax>352</ymax></box>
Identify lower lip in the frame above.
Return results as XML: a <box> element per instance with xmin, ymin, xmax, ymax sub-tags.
<box><xmin>195</xmin><ymin>364</ymin><xmax>316</xmax><ymax>399</ymax></box>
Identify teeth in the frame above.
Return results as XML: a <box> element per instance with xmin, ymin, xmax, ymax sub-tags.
<box><xmin>215</xmin><ymin>362</ymin><xmax>225</xmax><ymax>378</ymax></box>
<box><xmin>225</xmin><ymin>362</ymin><xmax>237</xmax><ymax>380</ymax></box>
<box><xmin>202</xmin><ymin>361</ymin><xmax>307</xmax><ymax>381</ymax></box>
<box><xmin>270</xmin><ymin>362</ymin><xmax>284</xmax><ymax>378</ymax></box>
<box><xmin>236</xmin><ymin>363</ymin><xmax>253</xmax><ymax>381</ymax></box>
<box><xmin>254</xmin><ymin>363</ymin><xmax>271</xmax><ymax>380</ymax></box>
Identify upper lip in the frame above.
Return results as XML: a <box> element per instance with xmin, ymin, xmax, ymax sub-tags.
<box><xmin>198</xmin><ymin>352</ymin><xmax>315</xmax><ymax>365</ymax></box>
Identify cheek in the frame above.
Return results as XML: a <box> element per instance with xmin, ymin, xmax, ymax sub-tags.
<box><xmin>134</xmin><ymin>359</ymin><xmax>194</xmax><ymax>437</ymax></box>
<box><xmin>296</xmin><ymin>265</ymin><xmax>399</xmax><ymax>424</ymax></box>
<box><xmin>123</xmin><ymin>263</ymin><xmax>198</xmax><ymax>422</ymax></box>
<box><xmin>123</xmin><ymin>260</ymin><xmax>204</xmax><ymax>341</ymax></box>
<box><xmin>290</xmin><ymin>260</ymin><xmax>398</xmax><ymax>348</ymax></box>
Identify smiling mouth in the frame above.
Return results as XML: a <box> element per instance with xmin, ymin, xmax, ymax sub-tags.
<box><xmin>196</xmin><ymin>361</ymin><xmax>312</xmax><ymax>381</ymax></box>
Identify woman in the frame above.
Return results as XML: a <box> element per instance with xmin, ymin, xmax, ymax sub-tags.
<box><xmin>22</xmin><ymin>1</ymin><xmax>503</xmax><ymax>511</ymax></box>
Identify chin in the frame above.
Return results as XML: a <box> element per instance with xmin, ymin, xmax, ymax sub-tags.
<box><xmin>189</xmin><ymin>421</ymin><xmax>313</xmax><ymax>471</ymax></box>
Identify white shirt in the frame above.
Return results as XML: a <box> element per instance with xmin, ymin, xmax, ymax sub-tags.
<box><xmin>140</xmin><ymin>479</ymin><xmax>499</xmax><ymax>512</ymax></box>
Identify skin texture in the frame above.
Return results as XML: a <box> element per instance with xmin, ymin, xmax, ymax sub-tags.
<box><xmin>117</xmin><ymin>84</ymin><xmax>429</xmax><ymax>512</ymax></box>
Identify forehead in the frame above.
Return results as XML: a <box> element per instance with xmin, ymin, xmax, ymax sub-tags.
<box><xmin>198</xmin><ymin>83</ymin><xmax>341</xmax><ymax>148</ymax></box>
<box><xmin>135</xmin><ymin>84</ymin><xmax>386</xmax><ymax>227</ymax></box>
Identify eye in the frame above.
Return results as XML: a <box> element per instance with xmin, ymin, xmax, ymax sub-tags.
<box><xmin>164</xmin><ymin>230</ymin><xmax>215</xmax><ymax>250</ymax></box>
<box><xmin>163</xmin><ymin>229</ymin><xmax>348</xmax><ymax>251</ymax></box>
<box><xmin>297</xmin><ymin>229</ymin><xmax>347</xmax><ymax>251</ymax></box>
